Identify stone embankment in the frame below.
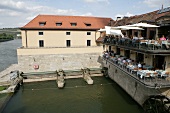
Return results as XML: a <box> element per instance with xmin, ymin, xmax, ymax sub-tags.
<box><xmin>0</xmin><ymin>64</ymin><xmax>19</xmax><ymax>85</ymax></box>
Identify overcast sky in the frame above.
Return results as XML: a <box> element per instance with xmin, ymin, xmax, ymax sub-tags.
<box><xmin>0</xmin><ymin>0</ymin><xmax>170</xmax><ymax>28</ymax></box>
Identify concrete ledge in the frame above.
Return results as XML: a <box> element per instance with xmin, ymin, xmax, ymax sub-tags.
<box><xmin>23</xmin><ymin>74</ymin><xmax>103</xmax><ymax>83</ymax></box>
<box><xmin>17</xmin><ymin>46</ymin><xmax>103</xmax><ymax>55</ymax></box>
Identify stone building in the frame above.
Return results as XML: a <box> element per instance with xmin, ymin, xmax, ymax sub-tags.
<box><xmin>112</xmin><ymin>7</ymin><xmax>170</xmax><ymax>39</ymax></box>
<box><xmin>17</xmin><ymin>15</ymin><xmax>112</xmax><ymax>72</ymax></box>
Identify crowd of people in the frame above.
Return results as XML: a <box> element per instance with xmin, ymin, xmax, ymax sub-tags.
<box><xmin>103</xmin><ymin>50</ymin><xmax>170</xmax><ymax>79</ymax></box>
<box><xmin>103</xmin><ymin>50</ymin><xmax>144</xmax><ymax>70</ymax></box>
<box><xmin>104</xmin><ymin>32</ymin><xmax>170</xmax><ymax>42</ymax></box>
<box><xmin>103</xmin><ymin>33</ymin><xmax>170</xmax><ymax>50</ymax></box>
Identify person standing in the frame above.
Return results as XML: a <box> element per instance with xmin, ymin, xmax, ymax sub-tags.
<box><xmin>138</xmin><ymin>62</ymin><xmax>142</xmax><ymax>70</ymax></box>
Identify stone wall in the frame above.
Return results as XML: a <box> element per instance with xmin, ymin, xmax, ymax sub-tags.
<box><xmin>18</xmin><ymin>53</ymin><xmax>103</xmax><ymax>73</ymax></box>
<box><xmin>103</xmin><ymin>59</ymin><xmax>161</xmax><ymax>106</ymax></box>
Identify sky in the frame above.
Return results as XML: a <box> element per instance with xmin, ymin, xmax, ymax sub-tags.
<box><xmin>0</xmin><ymin>0</ymin><xmax>170</xmax><ymax>28</ymax></box>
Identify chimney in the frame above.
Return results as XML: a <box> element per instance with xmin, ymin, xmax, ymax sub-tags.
<box><xmin>123</xmin><ymin>16</ymin><xmax>128</xmax><ymax>19</ymax></box>
<box><xmin>116</xmin><ymin>17</ymin><xmax>121</xmax><ymax>21</ymax></box>
<box><xmin>123</xmin><ymin>16</ymin><xmax>128</xmax><ymax>25</ymax></box>
<box><xmin>110</xmin><ymin>20</ymin><xmax>113</xmax><ymax>26</ymax></box>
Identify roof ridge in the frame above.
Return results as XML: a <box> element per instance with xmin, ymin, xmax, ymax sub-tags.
<box><xmin>21</xmin><ymin>14</ymin><xmax>112</xmax><ymax>30</ymax></box>
<box><xmin>38</xmin><ymin>14</ymin><xmax>112</xmax><ymax>19</ymax></box>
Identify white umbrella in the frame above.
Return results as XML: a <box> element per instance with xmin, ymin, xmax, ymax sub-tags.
<box><xmin>111</xmin><ymin>26</ymin><xmax>144</xmax><ymax>30</ymax></box>
<box><xmin>127</xmin><ymin>23</ymin><xmax>159</xmax><ymax>28</ymax></box>
<box><xmin>97</xmin><ymin>26</ymin><xmax>123</xmax><ymax>36</ymax></box>
<box><xmin>109</xmin><ymin>29</ymin><xmax>123</xmax><ymax>36</ymax></box>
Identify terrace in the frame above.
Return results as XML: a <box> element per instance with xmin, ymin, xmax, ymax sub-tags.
<box><xmin>103</xmin><ymin>53</ymin><xmax>170</xmax><ymax>88</ymax></box>
<box><xmin>103</xmin><ymin>36</ymin><xmax>170</xmax><ymax>54</ymax></box>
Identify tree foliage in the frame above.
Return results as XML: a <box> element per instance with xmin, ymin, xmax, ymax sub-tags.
<box><xmin>0</xmin><ymin>33</ymin><xmax>14</xmax><ymax>39</ymax></box>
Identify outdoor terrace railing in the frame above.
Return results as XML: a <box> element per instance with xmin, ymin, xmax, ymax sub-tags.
<box><xmin>103</xmin><ymin>56</ymin><xmax>170</xmax><ymax>88</ymax></box>
<box><xmin>103</xmin><ymin>37</ymin><xmax>170</xmax><ymax>51</ymax></box>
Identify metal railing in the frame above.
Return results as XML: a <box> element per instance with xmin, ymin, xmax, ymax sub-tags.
<box><xmin>103</xmin><ymin>57</ymin><xmax>170</xmax><ymax>88</ymax></box>
<box><xmin>103</xmin><ymin>37</ymin><xmax>170</xmax><ymax>51</ymax></box>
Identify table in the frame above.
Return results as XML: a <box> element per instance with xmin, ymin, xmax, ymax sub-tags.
<box><xmin>155</xmin><ymin>70</ymin><xmax>169</xmax><ymax>78</ymax></box>
<box><xmin>143</xmin><ymin>65</ymin><xmax>153</xmax><ymax>70</ymax></box>
<box><xmin>127</xmin><ymin>65</ymin><xmax>138</xmax><ymax>74</ymax></box>
<box><xmin>137</xmin><ymin>70</ymin><xmax>158</xmax><ymax>79</ymax></box>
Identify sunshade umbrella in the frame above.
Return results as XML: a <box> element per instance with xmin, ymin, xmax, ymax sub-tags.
<box><xmin>103</xmin><ymin>26</ymin><xmax>123</xmax><ymax>36</ymax></box>
<box><xmin>127</xmin><ymin>23</ymin><xmax>159</xmax><ymax>28</ymax></box>
<box><xmin>111</xmin><ymin>26</ymin><xmax>144</xmax><ymax>30</ymax></box>
<box><xmin>109</xmin><ymin>29</ymin><xmax>123</xmax><ymax>36</ymax></box>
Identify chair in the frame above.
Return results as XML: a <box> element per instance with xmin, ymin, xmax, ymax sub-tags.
<box><xmin>140</xmin><ymin>43</ymin><xmax>147</xmax><ymax>49</ymax></box>
<box><xmin>145</xmin><ymin>73</ymin><xmax>151</xmax><ymax>78</ymax></box>
<box><xmin>162</xmin><ymin>44</ymin><xmax>167</xmax><ymax>50</ymax></box>
<box><xmin>154</xmin><ymin>40</ymin><xmax>161</xmax><ymax>50</ymax></box>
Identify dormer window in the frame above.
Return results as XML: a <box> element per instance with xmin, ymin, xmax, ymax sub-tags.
<box><xmin>71</xmin><ymin>23</ymin><xmax>77</xmax><ymax>26</ymax></box>
<box><xmin>56</xmin><ymin>22</ymin><xmax>62</xmax><ymax>26</ymax></box>
<box><xmin>39</xmin><ymin>22</ymin><xmax>46</xmax><ymax>26</ymax></box>
<box><xmin>85</xmin><ymin>23</ymin><xmax>91</xmax><ymax>27</ymax></box>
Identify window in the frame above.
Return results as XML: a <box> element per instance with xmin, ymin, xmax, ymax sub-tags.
<box><xmin>56</xmin><ymin>22</ymin><xmax>62</xmax><ymax>26</ymax></box>
<box><xmin>85</xmin><ymin>23</ymin><xmax>91</xmax><ymax>27</ymax></box>
<box><xmin>39</xmin><ymin>40</ymin><xmax>44</xmax><ymax>47</ymax></box>
<box><xmin>39</xmin><ymin>32</ymin><xmax>43</xmax><ymax>35</ymax></box>
<box><xmin>39</xmin><ymin>22</ymin><xmax>46</xmax><ymax>26</ymax></box>
<box><xmin>71</xmin><ymin>23</ymin><xmax>77</xmax><ymax>26</ymax></box>
<box><xmin>87</xmin><ymin>32</ymin><xmax>91</xmax><ymax>35</ymax></box>
<box><xmin>87</xmin><ymin>40</ymin><xmax>91</xmax><ymax>46</ymax></box>
<box><xmin>66</xmin><ymin>32</ymin><xmax>71</xmax><ymax>35</ymax></box>
<box><xmin>66</xmin><ymin>40</ymin><xmax>71</xmax><ymax>47</ymax></box>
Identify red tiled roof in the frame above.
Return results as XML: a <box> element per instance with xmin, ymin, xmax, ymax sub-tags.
<box><xmin>113</xmin><ymin>10</ymin><xmax>158</xmax><ymax>26</ymax></box>
<box><xmin>21</xmin><ymin>15</ymin><xmax>113</xmax><ymax>30</ymax></box>
<box><xmin>156</xmin><ymin>11</ymin><xmax>170</xmax><ymax>20</ymax></box>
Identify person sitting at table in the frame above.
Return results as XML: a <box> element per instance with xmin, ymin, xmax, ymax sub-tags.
<box><xmin>126</xmin><ymin>59</ymin><xmax>132</xmax><ymax>64</ymax></box>
<box><xmin>122</xmin><ymin>33</ymin><xmax>129</xmax><ymax>39</ymax></box>
<box><xmin>138</xmin><ymin>62</ymin><xmax>142</xmax><ymax>70</ymax></box>
<box><xmin>160</xmin><ymin>35</ymin><xmax>166</xmax><ymax>41</ymax></box>
<box><xmin>138</xmin><ymin>34</ymin><xmax>144</xmax><ymax>40</ymax></box>
<box><xmin>133</xmin><ymin>35</ymin><xmax>138</xmax><ymax>40</ymax></box>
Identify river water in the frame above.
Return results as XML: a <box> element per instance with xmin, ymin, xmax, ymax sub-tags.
<box><xmin>0</xmin><ymin>39</ymin><xmax>22</xmax><ymax>72</ymax></box>
<box><xmin>0</xmin><ymin>40</ymin><xmax>144</xmax><ymax>113</ymax></box>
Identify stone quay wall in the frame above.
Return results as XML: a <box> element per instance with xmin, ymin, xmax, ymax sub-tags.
<box><xmin>18</xmin><ymin>53</ymin><xmax>103</xmax><ymax>73</ymax></box>
<box><xmin>103</xmin><ymin>59</ymin><xmax>161</xmax><ymax>106</ymax></box>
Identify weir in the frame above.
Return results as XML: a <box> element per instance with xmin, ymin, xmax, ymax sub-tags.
<box><xmin>56</xmin><ymin>69</ymin><xmax>65</xmax><ymax>88</ymax></box>
<box><xmin>82</xmin><ymin>68</ymin><xmax>93</xmax><ymax>85</ymax></box>
<box><xmin>20</xmin><ymin>68</ymin><xmax>103</xmax><ymax>88</ymax></box>
<box><xmin>0</xmin><ymin>70</ymin><xmax>23</xmax><ymax>93</ymax></box>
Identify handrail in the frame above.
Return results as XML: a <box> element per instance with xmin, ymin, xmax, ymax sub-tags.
<box><xmin>103</xmin><ymin>37</ymin><xmax>170</xmax><ymax>52</ymax></box>
<box><xmin>103</xmin><ymin>57</ymin><xmax>170</xmax><ymax>88</ymax></box>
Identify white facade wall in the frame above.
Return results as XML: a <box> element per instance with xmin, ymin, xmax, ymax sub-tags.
<box><xmin>21</xmin><ymin>30</ymin><xmax>100</xmax><ymax>48</ymax></box>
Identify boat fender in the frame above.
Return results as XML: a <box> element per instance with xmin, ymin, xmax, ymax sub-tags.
<box><xmin>33</xmin><ymin>64</ymin><xmax>39</xmax><ymax>70</ymax></box>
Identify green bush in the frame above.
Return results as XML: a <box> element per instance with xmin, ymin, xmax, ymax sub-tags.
<box><xmin>0</xmin><ymin>33</ymin><xmax>14</xmax><ymax>39</ymax></box>
<box><xmin>0</xmin><ymin>86</ymin><xmax>6</xmax><ymax>91</ymax></box>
